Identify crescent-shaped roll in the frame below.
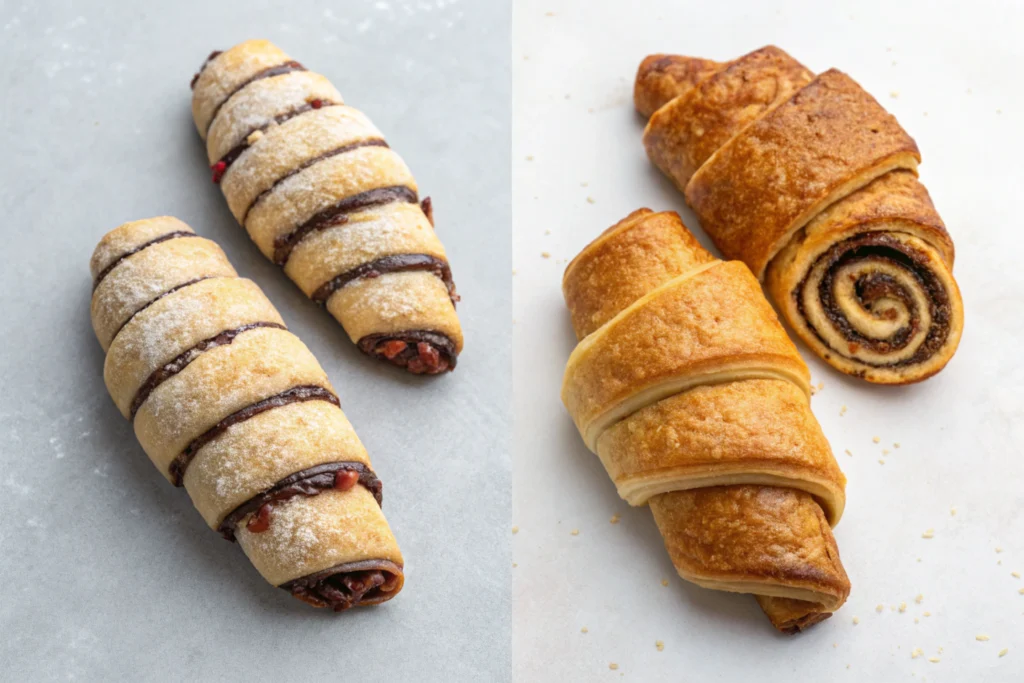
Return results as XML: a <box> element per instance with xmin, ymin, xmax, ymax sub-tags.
<box><xmin>562</xmin><ymin>209</ymin><xmax>849</xmax><ymax>633</ymax></box>
<box><xmin>638</xmin><ymin>46</ymin><xmax>963</xmax><ymax>384</ymax></box>
<box><xmin>191</xmin><ymin>39</ymin><xmax>463</xmax><ymax>375</ymax></box>
<box><xmin>90</xmin><ymin>217</ymin><xmax>404</xmax><ymax>611</ymax></box>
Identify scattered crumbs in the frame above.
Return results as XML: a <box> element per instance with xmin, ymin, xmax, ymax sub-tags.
<box><xmin>998</xmin><ymin>560</ymin><xmax>1003</xmax><ymax>565</ymax></box>
<box><xmin>571</xmin><ymin>529</ymin><xmax>579</xmax><ymax>536</ymax></box>
<box><xmin>890</xmin><ymin>90</ymin><xmax>900</xmax><ymax>98</ymax></box>
<box><xmin>833</xmin><ymin>643</ymin><xmax>837</xmax><ymax>648</ymax></box>
<box><xmin>810</xmin><ymin>385</ymin><xmax>818</xmax><ymax>396</ymax></box>
<box><xmin>661</xmin><ymin>579</ymin><xmax>669</xmax><ymax>587</ymax></box>
<box><xmin>512</xmin><ymin>269</ymin><xmax>517</xmax><ymax>275</ymax></box>
<box><xmin>853</xmin><ymin>616</ymin><xmax>860</xmax><ymax>625</ymax></box>
<box><xmin>581</xmin><ymin>626</ymin><xmax>588</xmax><ymax>634</ymax></box>
<box><xmin>872</xmin><ymin>436</ymin><xmax>881</xmax><ymax>444</ymax></box>
<box><xmin>525</xmin><ymin>155</ymin><xmax>534</xmax><ymax>161</ymax></box>
<box><xmin>845</xmin><ymin>449</ymin><xmax>853</xmax><ymax>457</ymax></box>
<box><xmin>899</xmin><ymin>602</ymin><xmax>907</xmax><ymax>613</ymax></box>
<box><xmin>839</xmin><ymin>405</ymin><xmax>848</xmax><ymax>416</ymax></box>
<box><xmin>1012</xmin><ymin>572</ymin><xmax>1021</xmax><ymax>578</ymax></box>
<box><xmin>916</xmin><ymin>594</ymin><xmax>924</xmax><ymax>603</ymax></box>
<box><xmin>610</xmin><ymin>514</ymin><xmax>620</xmax><ymax>524</ymax></box>
<box><xmin>609</xmin><ymin>663</ymin><xmax>618</xmax><ymax>671</ymax></box>
<box><xmin>879</xmin><ymin>459</ymin><xmax>886</xmax><ymax>465</ymax></box>
<box><xmin>883</xmin><ymin>449</ymin><xmax>890</xmax><ymax>455</ymax></box>
<box><xmin>977</xmin><ymin>635</ymin><xmax>990</xmax><ymax>641</ymax></box>
<box><xmin>512</xmin><ymin>526</ymin><xmax>519</xmax><ymax>535</ymax></box>
<box><xmin>996</xmin><ymin>547</ymin><xmax>1004</xmax><ymax>553</ymax></box>
<box><xmin>914</xmin><ymin>618</ymin><xmax>920</xmax><ymax>624</ymax></box>
<box><xmin>950</xmin><ymin>507</ymin><xmax>957</xmax><ymax>516</ymax></box>
<box><xmin>999</xmin><ymin>648</ymin><xmax>1008</xmax><ymax>657</ymax></box>
<box><xmin>912</xmin><ymin>648</ymin><xmax>924</xmax><ymax>659</ymax></box>
<box><xmin>541</xmin><ymin>252</ymin><xmax>551</xmax><ymax>259</ymax></box>
<box><xmin>922</xmin><ymin>529</ymin><xmax>935</xmax><ymax>539</ymax></box>
<box><xmin>586</xmin><ymin>196</ymin><xmax>596</xmax><ymax>204</ymax></box>
<box><xmin>923</xmin><ymin>611</ymin><xmax>932</xmax><ymax>617</ymax></box>
<box><xmin>817</xmin><ymin>381</ymin><xmax>824</xmax><ymax>391</ymax></box>
<box><xmin>876</xmin><ymin>604</ymin><xmax>884</xmax><ymax>613</ymax></box>
<box><xmin>928</xmin><ymin>657</ymin><xmax>940</xmax><ymax>663</ymax></box>
<box><xmin>544</xmin><ymin>229</ymin><xmax>551</xmax><ymax>235</ymax></box>
<box><xmin>655</xmin><ymin>640</ymin><xmax>664</xmax><ymax>652</ymax></box>
<box><xmin>894</xmin><ymin>442</ymin><xmax>901</xmax><ymax>449</ymax></box>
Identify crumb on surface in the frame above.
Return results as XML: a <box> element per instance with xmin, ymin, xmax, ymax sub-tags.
<box><xmin>581</xmin><ymin>626</ymin><xmax>588</xmax><ymax>633</ymax></box>
<box><xmin>839</xmin><ymin>405</ymin><xmax>848</xmax><ymax>416</ymax></box>
<box><xmin>876</xmin><ymin>604</ymin><xmax>884</xmax><ymax>613</ymax></box>
<box><xmin>899</xmin><ymin>602</ymin><xmax>907</xmax><ymax>613</ymax></box>
<box><xmin>894</xmin><ymin>442</ymin><xmax>901</xmax><ymax>448</ymax></box>
<box><xmin>883</xmin><ymin>449</ymin><xmax>890</xmax><ymax>455</ymax></box>
<box><xmin>525</xmin><ymin>155</ymin><xmax>534</xmax><ymax>161</ymax></box>
<box><xmin>852</xmin><ymin>616</ymin><xmax>860</xmax><ymax>625</ymax></box>
<box><xmin>996</xmin><ymin>547</ymin><xmax>1004</xmax><ymax>553</ymax></box>
<box><xmin>872</xmin><ymin>436</ymin><xmax>881</xmax><ymax>443</ymax></box>
<box><xmin>923</xmin><ymin>611</ymin><xmax>931</xmax><ymax>617</ymax></box>
<box><xmin>512</xmin><ymin>526</ymin><xmax>519</xmax><ymax>534</ymax></box>
<box><xmin>879</xmin><ymin>459</ymin><xmax>886</xmax><ymax>465</ymax></box>
<box><xmin>999</xmin><ymin>648</ymin><xmax>1008</xmax><ymax>657</ymax></box>
<box><xmin>977</xmin><ymin>635</ymin><xmax>990</xmax><ymax>641</ymax></box>
<box><xmin>655</xmin><ymin>640</ymin><xmax>664</xmax><ymax>652</ymax></box>
<box><xmin>586</xmin><ymin>196</ymin><xmax>596</xmax><ymax>204</ymax></box>
<box><xmin>1012</xmin><ymin>572</ymin><xmax>1020</xmax><ymax>578</ymax></box>
<box><xmin>571</xmin><ymin>529</ymin><xmax>579</xmax><ymax>536</ymax></box>
<box><xmin>928</xmin><ymin>657</ymin><xmax>940</xmax><ymax>663</ymax></box>
<box><xmin>922</xmin><ymin>529</ymin><xmax>935</xmax><ymax>539</ymax></box>
<box><xmin>845</xmin><ymin>449</ymin><xmax>853</xmax><ymax>456</ymax></box>
<box><xmin>911</xmin><ymin>648</ymin><xmax>923</xmax><ymax>659</ymax></box>
<box><xmin>610</xmin><ymin>514</ymin><xmax>620</xmax><ymax>524</ymax></box>
<box><xmin>916</xmin><ymin>594</ymin><xmax>924</xmax><ymax>603</ymax></box>
<box><xmin>541</xmin><ymin>252</ymin><xmax>551</xmax><ymax>258</ymax></box>
<box><xmin>661</xmin><ymin>578</ymin><xmax>669</xmax><ymax>587</ymax></box>
<box><xmin>890</xmin><ymin>90</ymin><xmax>900</xmax><ymax>98</ymax></box>
<box><xmin>950</xmin><ymin>507</ymin><xmax>957</xmax><ymax>516</ymax></box>
<box><xmin>609</xmin><ymin>663</ymin><xmax>618</xmax><ymax>671</ymax></box>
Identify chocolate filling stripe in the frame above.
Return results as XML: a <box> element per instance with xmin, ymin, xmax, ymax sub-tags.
<box><xmin>168</xmin><ymin>385</ymin><xmax>339</xmax><ymax>487</ymax></box>
<box><xmin>206</xmin><ymin>61</ymin><xmax>307</xmax><ymax>135</ymax></box>
<box><xmin>93</xmin><ymin>231</ymin><xmax>199</xmax><ymax>290</ymax></box>
<box><xmin>129</xmin><ymin>322</ymin><xmax>287</xmax><ymax>420</ymax></box>
<box><xmin>310</xmin><ymin>253</ymin><xmax>453</xmax><ymax>304</ymax></box>
<box><xmin>190</xmin><ymin>50</ymin><xmax>223</xmax><ymax>89</ymax></box>
<box><xmin>110</xmin><ymin>276</ymin><xmax>216</xmax><ymax>346</ymax></box>
<box><xmin>273</xmin><ymin>185</ymin><xmax>420</xmax><ymax>265</ymax></box>
<box><xmin>217</xmin><ymin>461</ymin><xmax>382</xmax><ymax>541</ymax></box>
<box><xmin>216</xmin><ymin>101</ymin><xmax>342</xmax><ymax>173</ymax></box>
<box><xmin>240</xmin><ymin>138</ymin><xmax>391</xmax><ymax>225</ymax></box>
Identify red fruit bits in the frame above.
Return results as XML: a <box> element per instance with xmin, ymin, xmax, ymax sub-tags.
<box><xmin>246</xmin><ymin>503</ymin><xmax>274</xmax><ymax>533</ymax></box>
<box><xmin>211</xmin><ymin>160</ymin><xmax>227</xmax><ymax>184</ymax></box>
<box><xmin>310</xmin><ymin>99</ymin><xmax>323</xmax><ymax>109</ymax></box>
<box><xmin>334</xmin><ymin>469</ymin><xmax>360</xmax><ymax>491</ymax></box>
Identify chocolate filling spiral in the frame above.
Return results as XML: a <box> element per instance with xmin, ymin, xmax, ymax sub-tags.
<box><xmin>796</xmin><ymin>233</ymin><xmax>952</xmax><ymax>369</ymax></box>
<box><xmin>281</xmin><ymin>559</ymin><xmax>404</xmax><ymax>611</ymax></box>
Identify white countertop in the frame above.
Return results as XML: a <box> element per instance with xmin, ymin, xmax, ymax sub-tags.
<box><xmin>512</xmin><ymin>1</ymin><xmax>1023</xmax><ymax>680</ymax></box>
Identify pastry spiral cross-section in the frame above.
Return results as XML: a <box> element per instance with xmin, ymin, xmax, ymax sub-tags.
<box><xmin>90</xmin><ymin>217</ymin><xmax>404</xmax><ymax>610</ymax></box>
<box><xmin>562</xmin><ymin>209</ymin><xmax>850</xmax><ymax>632</ymax></box>
<box><xmin>636</xmin><ymin>46</ymin><xmax>963</xmax><ymax>384</ymax></box>
<box><xmin>191</xmin><ymin>39</ymin><xmax>463</xmax><ymax>374</ymax></box>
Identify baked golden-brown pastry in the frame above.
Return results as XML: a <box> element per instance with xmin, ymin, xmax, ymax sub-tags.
<box><xmin>637</xmin><ymin>46</ymin><xmax>963</xmax><ymax>384</ymax></box>
<box><xmin>562</xmin><ymin>209</ymin><xmax>850</xmax><ymax>632</ymax></box>
<box><xmin>191</xmin><ymin>39</ymin><xmax>463</xmax><ymax>374</ymax></box>
<box><xmin>91</xmin><ymin>216</ymin><xmax>403</xmax><ymax>610</ymax></box>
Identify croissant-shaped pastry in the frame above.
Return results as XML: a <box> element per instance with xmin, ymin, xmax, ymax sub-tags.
<box><xmin>90</xmin><ymin>217</ymin><xmax>404</xmax><ymax>610</ymax></box>
<box><xmin>191</xmin><ymin>39</ymin><xmax>463</xmax><ymax>374</ymax></box>
<box><xmin>637</xmin><ymin>46</ymin><xmax>963</xmax><ymax>384</ymax></box>
<box><xmin>562</xmin><ymin>209</ymin><xmax>850</xmax><ymax>632</ymax></box>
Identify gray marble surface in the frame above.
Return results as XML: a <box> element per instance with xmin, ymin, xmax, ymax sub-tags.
<box><xmin>0</xmin><ymin>1</ymin><xmax>510</xmax><ymax>680</ymax></box>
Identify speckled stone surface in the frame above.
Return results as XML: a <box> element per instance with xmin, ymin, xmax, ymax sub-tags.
<box><xmin>0</xmin><ymin>1</ymin><xmax>510</xmax><ymax>680</ymax></box>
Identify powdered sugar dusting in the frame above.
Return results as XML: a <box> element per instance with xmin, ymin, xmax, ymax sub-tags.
<box><xmin>223</xmin><ymin>106</ymin><xmax>382</xmax><ymax>220</ymax></box>
<box><xmin>193</xmin><ymin>41</ymin><xmax>291</xmax><ymax>138</ymax></box>
<box><xmin>246</xmin><ymin>146</ymin><xmax>415</xmax><ymax>244</ymax></box>
<box><xmin>207</xmin><ymin>72</ymin><xmax>344</xmax><ymax>163</ymax></box>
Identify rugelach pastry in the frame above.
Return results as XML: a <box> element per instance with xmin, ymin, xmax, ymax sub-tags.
<box><xmin>562</xmin><ymin>209</ymin><xmax>850</xmax><ymax>632</ymax></box>
<box><xmin>191</xmin><ymin>39</ymin><xmax>463</xmax><ymax>374</ymax></box>
<box><xmin>637</xmin><ymin>46</ymin><xmax>963</xmax><ymax>384</ymax></box>
<box><xmin>91</xmin><ymin>217</ymin><xmax>403</xmax><ymax>610</ymax></box>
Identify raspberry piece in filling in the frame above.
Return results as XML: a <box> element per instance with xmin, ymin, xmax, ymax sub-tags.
<box><xmin>211</xmin><ymin>160</ymin><xmax>227</xmax><ymax>184</ymax></box>
<box><xmin>379</xmin><ymin>340</ymin><xmax>407</xmax><ymax>359</ymax></box>
<box><xmin>334</xmin><ymin>469</ymin><xmax>360</xmax><ymax>491</ymax></box>
<box><xmin>246</xmin><ymin>503</ymin><xmax>274</xmax><ymax>533</ymax></box>
<box><xmin>406</xmin><ymin>342</ymin><xmax>446</xmax><ymax>374</ymax></box>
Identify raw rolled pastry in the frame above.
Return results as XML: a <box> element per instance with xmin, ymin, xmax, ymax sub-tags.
<box><xmin>638</xmin><ymin>46</ymin><xmax>963</xmax><ymax>384</ymax></box>
<box><xmin>91</xmin><ymin>217</ymin><xmax>403</xmax><ymax>610</ymax></box>
<box><xmin>191</xmin><ymin>39</ymin><xmax>463</xmax><ymax>374</ymax></box>
<box><xmin>562</xmin><ymin>209</ymin><xmax>850</xmax><ymax>632</ymax></box>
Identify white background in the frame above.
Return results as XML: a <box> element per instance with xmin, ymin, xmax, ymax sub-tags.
<box><xmin>513</xmin><ymin>1</ymin><xmax>1023</xmax><ymax>681</ymax></box>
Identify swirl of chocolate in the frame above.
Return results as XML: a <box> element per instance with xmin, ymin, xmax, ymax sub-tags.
<box><xmin>795</xmin><ymin>233</ymin><xmax>955</xmax><ymax>379</ymax></box>
<box><xmin>358</xmin><ymin>330</ymin><xmax>458</xmax><ymax>375</ymax></box>
<box><xmin>281</xmin><ymin>559</ymin><xmax>404</xmax><ymax>611</ymax></box>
